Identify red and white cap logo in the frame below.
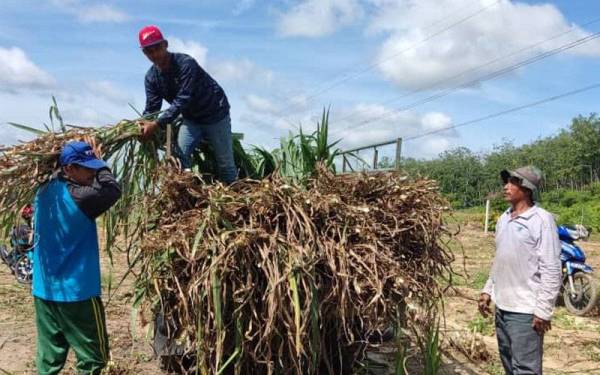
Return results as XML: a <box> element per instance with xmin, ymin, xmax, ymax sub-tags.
<box><xmin>138</xmin><ymin>25</ymin><xmax>165</xmax><ymax>48</ymax></box>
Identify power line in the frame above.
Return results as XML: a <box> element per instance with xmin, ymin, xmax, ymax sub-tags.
<box><xmin>273</xmin><ymin>0</ymin><xmax>501</xmax><ymax>123</ymax></box>
<box><xmin>332</xmin><ymin>30</ymin><xmax>600</xmax><ymax>135</ymax></box>
<box><xmin>332</xmin><ymin>16</ymin><xmax>600</xmax><ymax>126</ymax></box>
<box><xmin>403</xmin><ymin>83</ymin><xmax>600</xmax><ymax>142</ymax></box>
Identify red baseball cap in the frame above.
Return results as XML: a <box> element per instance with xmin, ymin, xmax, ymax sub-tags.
<box><xmin>139</xmin><ymin>25</ymin><xmax>165</xmax><ymax>48</ymax></box>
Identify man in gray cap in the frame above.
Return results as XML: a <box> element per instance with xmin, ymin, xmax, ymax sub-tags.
<box><xmin>478</xmin><ymin>166</ymin><xmax>561</xmax><ymax>375</ymax></box>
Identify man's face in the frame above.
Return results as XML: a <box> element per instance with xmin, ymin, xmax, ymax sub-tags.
<box><xmin>64</xmin><ymin>164</ymin><xmax>96</xmax><ymax>186</ymax></box>
<box><xmin>143</xmin><ymin>41</ymin><xmax>169</xmax><ymax>70</ymax></box>
<box><xmin>503</xmin><ymin>176</ymin><xmax>529</xmax><ymax>204</ymax></box>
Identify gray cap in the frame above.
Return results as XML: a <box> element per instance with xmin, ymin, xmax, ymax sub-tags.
<box><xmin>500</xmin><ymin>166</ymin><xmax>543</xmax><ymax>191</ymax></box>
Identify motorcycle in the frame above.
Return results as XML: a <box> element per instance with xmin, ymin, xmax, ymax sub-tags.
<box><xmin>0</xmin><ymin>222</ymin><xmax>33</xmax><ymax>285</ymax></box>
<box><xmin>559</xmin><ymin>224</ymin><xmax>597</xmax><ymax>315</ymax></box>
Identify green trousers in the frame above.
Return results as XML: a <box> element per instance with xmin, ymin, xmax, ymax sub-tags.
<box><xmin>34</xmin><ymin>297</ymin><xmax>109</xmax><ymax>375</ymax></box>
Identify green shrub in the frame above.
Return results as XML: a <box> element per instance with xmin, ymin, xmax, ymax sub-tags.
<box><xmin>460</xmin><ymin>192</ymin><xmax>600</xmax><ymax>233</ymax></box>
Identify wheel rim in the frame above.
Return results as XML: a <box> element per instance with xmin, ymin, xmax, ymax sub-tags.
<box><xmin>15</xmin><ymin>256</ymin><xmax>32</xmax><ymax>283</ymax></box>
<box><xmin>569</xmin><ymin>275</ymin><xmax>593</xmax><ymax>310</ymax></box>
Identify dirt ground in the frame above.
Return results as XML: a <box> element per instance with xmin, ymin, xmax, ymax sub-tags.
<box><xmin>440</xmin><ymin>218</ymin><xmax>600</xmax><ymax>375</ymax></box>
<box><xmin>0</xmin><ymin>243</ymin><xmax>161</xmax><ymax>375</ymax></box>
<box><xmin>1</xmin><ymin>221</ymin><xmax>599</xmax><ymax>374</ymax></box>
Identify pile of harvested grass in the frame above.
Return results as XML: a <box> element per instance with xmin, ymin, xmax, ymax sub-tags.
<box><xmin>0</xmin><ymin>116</ymin><xmax>260</xmax><ymax>240</ymax></box>
<box><xmin>1</xmin><ymin>106</ymin><xmax>455</xmax><ymax>373</ymax></box>
<box><xmin>0</xmin><ymin>119</ymin><xmax>148</xmax><ymax>234</ymax></box>
<box><xmin>134</xmin><ymin>165</ymin><xmax>453</xmax><ymax>374</ymax></box>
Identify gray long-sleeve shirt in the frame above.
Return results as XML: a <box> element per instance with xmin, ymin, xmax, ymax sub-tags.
<box><xmin>483</xmin><ymin>205</ymin><xmax>562</xmax><ymax>321</ymax></box>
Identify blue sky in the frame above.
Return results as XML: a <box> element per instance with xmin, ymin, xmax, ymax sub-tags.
<box><xmin>1</xmin><ymin>0</ymin><xmax>600</xmax><ymax>161</ymax></box>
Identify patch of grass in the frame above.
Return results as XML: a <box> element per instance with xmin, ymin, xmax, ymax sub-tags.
<box><xmin>0</xmin><ymin>281</ymin><xmax>33</xmax><ymax>319</ymax></box>
<box><xmin>451</xmin><ymin>270</ymin><xmax>489</xmax><ymax>290</ymax></box>
<box><xmin>422</xmin><ymin>322</ymin><xmax>441</xmax><ymax>375</ymax></box>
<box><xmin>483</xmin><ymin>360</ymin><xmax>504</xmax><ymax>375</ymax></box>
<box><xmin>449</xmin><ymin>273</ymin><xmax>467</xmax><ymax>287</ymax></box>
<box><xmin>445</xmin><ymin>237</ymin><xmax>464</xmax><ymax>253</ymax></box>
<box><xmin>583</xmin><ymin>341</ymin><xmax>600</xmax><ymax>362</ymax></box>
<box><xmin>469</xmin><ymin>271</ymin><xmax>489</xmax><ymax>290</ymax></box>
<box><xmin>467</xmin><ymin>315</ymin><xmax>495</xmax><ymax>336</ymax></box>
<box><xmin>450</xmin><ymin>208</ymin><xmax>485</xmax><ymax>227</ymax></box>
<box><xmin>553</xmin><ymin>308</ymin><xmax>585</xmax><ymax>330</ymax></box>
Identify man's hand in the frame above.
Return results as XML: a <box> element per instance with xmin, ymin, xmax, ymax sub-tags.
<box><xmin>138</xmin><ymin>120</ymin><xmax>159</xmax><ymax>141</ymax></box>
<box><xmin>478</xmin><ymin>293</ymin><xmax>492</xmax><ymax>317</ymax></box>
<box><xmin>532</xmin><ymin>315</ymin><xmax>551</xmax><ymax>336</ymax></box>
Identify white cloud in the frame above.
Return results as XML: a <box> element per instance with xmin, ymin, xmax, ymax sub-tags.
<box><xmin>244</xmin><ymin>94</ymin><xmax>279</xmax><ymax>114</ymax></box>
<box><xmin>51</xmin><ymin>0</ymin><xmax>128</xmax><ymax>23</ymax></box>
<box><xmin>86</xmin><ymin>81</ymin><xmax>134</xmax><ymax>105</ymax></box>
<box><xmin>238</xmin><ymin>91</ymin><xmax>320</xmax><ymax>133</ymax></box>
<box><xmin>370</xmin><ymin>0</ymin><xmax>600</xmax><ymax>90</ymax></box>
<box><xmin>0</xmin><ymin>47</ymin><xmax>55</xmax><ymax>91</ymax></box>
<box><xmin>421</xmin><ymin>112</ymin><xmax>452</xmax><ymax>132</ymax></box>
<box><xmin>329</xmin><ymin>103</ymin><xmax>457</xmax><ymax>157</ymax></box>
<box><xmin>287</xmin><ymin>94</ymin><xmax>310</xmax><ymax>110</ymax></box>
<box><xmin>0</xmin><ymin>85</ymin><xmax>140</xmax><ymax>147</ymax></box>
<box><xmin>168</xmin><ymin>38</ymin><xmax>208</xmax><ymax>66</ymax></box>
<box><xmin>421</xmin><ymin>137</ymin><xmax>451</xmax><ymax>157</ymax></box>
<box><xmin>167</xmin><ymin>38</ymin><xmax>273</xmax><ymax>85</ymax></box>
<box><xmin>277</xmin><ymin>0</ymin><xmax>363</xmax><ymax>37</ymax></box>
<box><xmin>77</xmin><ymin>4</ymin><xmax>129</xmax><ymax>23</ymax></box>
<box><xmin>210</xmin><ymin>58</ymin><xmax>274</xmax><ymax>85</ymax></box>
<box><xmin>235</xmin><ymin>98</ymin><xmax>457</xmax><ymax>157</ymax></box>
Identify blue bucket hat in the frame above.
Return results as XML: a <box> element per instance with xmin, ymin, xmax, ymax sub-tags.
<box><xmin>59</xmin><ymin>141</ymin><xmax>107</xmax><ymax>170</ymax></box>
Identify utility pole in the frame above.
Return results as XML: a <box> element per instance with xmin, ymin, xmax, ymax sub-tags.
<box><xmin>484</xmin><ymin>199</ymin><xmax>491</xmax><ymax>234</ymax></box>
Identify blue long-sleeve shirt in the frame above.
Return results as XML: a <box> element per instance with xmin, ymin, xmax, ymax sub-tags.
<box><xmin>143</xmin><ymin>52</ymin><xmax>230</xmax><ymax>128</ymax></box>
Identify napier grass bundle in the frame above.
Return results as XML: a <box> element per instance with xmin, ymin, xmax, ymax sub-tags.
<box><xmin>134</xmin><ymin>166</ymin><xmax>453</xmax><ymax>374</ymax></box>
<box><xmin>1</xmin><ymin>105</ymin><xmax>454</xmax><ymax>373</ymax></box>
<box><xmin>0</xmin><ymin>114</ymin><xmax>252</xmax><ymax>241</ymax></box>
<box><xmin>0</xmin><ymin>118</ymin><xmax>149</xmax><ymax>235</ymax></box>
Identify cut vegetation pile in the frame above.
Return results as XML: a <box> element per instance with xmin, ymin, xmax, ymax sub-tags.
<box><xmin>0</xmin><ymin>105</ymin><xmax>455</xmax><ymax>374</ymax></box>
<box><xmin>0</xmin><ymin>118</ymin><xmax>146</xmax><ymax>235</ymax></box>
<box><xmin>132</xmin><ymin>165</ymin><xmax>453</xmax><ymax>374</ymax></box>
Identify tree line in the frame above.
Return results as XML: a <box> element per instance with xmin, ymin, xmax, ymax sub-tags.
<box><xmin>391</xmin><ymin>114</ymin><xmax>600</xmax><ymax>208</ymax></box>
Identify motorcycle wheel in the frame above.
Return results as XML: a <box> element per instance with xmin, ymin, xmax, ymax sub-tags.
<box><xmin>14</xmin><ymin>255</ymin><xmax>33</xmax><ymax>285</ymax></box>
<box><xmin>563</xmin><ymin>272</ymin><xmax>598</xmax><ymax>316</ymax></box>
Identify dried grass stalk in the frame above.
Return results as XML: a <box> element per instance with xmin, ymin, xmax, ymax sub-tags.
<box><xmin>135</xmin><ymin>165</ymin><xmax>454</xmax><ymax>374</ymax></box>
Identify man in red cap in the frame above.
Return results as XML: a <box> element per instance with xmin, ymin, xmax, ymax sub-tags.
<box><xmin>137</xmin><ymin>25</ymin><xmax>237</xmax><ymax>183</ymax></box>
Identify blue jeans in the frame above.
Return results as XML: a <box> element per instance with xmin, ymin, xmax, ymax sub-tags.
<box><xmin>174</xmin><ymin>115</ymin><xmax>237</xmax><ymax>184</ymax></box>
<box><xmin>495</xmin><ymin>308</ymin><xmax>543</xmax><ymax>375</ymax></box>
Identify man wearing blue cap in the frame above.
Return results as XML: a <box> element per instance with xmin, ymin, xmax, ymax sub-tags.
<box><xmin>32</xmin><ymin>140</ymin><xmax>121</xmax><ymax>374</ymax></box>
